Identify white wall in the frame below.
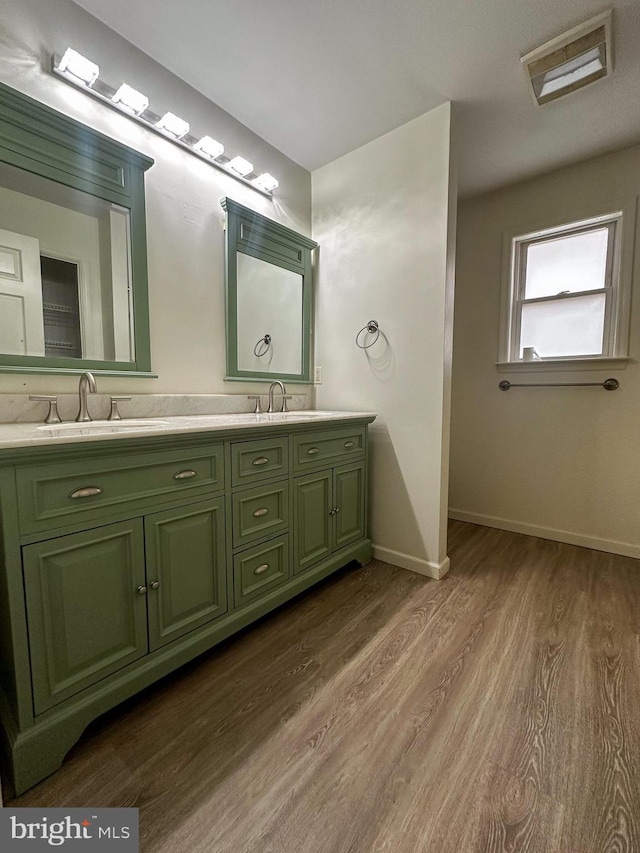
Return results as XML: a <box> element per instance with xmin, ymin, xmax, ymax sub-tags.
<box><xmin>0</xmin><ymin>0</ymin><xmax>311</xmax><ymax>396</ymax></box>
<box><xmin>450</xmin><ymin>144</ymin><xmax>640</xmax><ymax>558</ymax></box>
<box><xmin>312</xmin><ymin>105</ymin><xmax>456</xmax><ymax>578</ymax></box>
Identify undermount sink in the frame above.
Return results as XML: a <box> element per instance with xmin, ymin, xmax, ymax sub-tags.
<box><xmin>38</xmin><ymin>419</ymin><xmax>171</xmax><ymax>433</ymax></box>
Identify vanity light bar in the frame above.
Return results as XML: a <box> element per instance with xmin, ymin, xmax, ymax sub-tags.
<box><xmin>51</xmin><ymin>48</ymin><xmax>279</xmax><ymax>196</ymax></box>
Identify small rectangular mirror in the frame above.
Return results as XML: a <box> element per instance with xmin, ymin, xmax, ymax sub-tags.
<box><xmin>222</xmin><ymin>198</ymin><xmax>317</xmax><ymax>384</ymax></box>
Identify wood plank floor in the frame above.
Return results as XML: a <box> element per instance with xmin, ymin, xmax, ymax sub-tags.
<box><xmin>6</xmin><ymin>521</ymin><xmax>640</xmax><ymax>852</ymax></box>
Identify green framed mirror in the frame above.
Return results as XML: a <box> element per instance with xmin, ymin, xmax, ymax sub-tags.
<box><xmin>221</xmin><ymin>198</ymin><xmax>317</xmax><ymax>384</ymax></box>
<box><xmin>0</xmin><ymin>82</ymin><xmax>154</xmax><ymax>376</ymax></box>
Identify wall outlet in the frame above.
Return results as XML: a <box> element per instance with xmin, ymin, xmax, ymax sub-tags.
<box><xmin>314</xmin><ymin>366</ymin><xmax>323</xmax><ymax>385</ymax></box>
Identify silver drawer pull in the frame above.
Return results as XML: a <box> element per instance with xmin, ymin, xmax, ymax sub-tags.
<box><xmin>344</xmin><ymin>441</ymin><xmax>355</xmax><ymax>448</ymax></box>
<box><xmin>307</xmin><ymin>447</ymin><xmax>319</xmax><ymax>455</ymax></box>
<box><xmin>69</xmin><ymin>486</ymin><xmax>103</xmax><ymax>499</ymax></box>
<box><xmin>254</xmin><ymin>563</ymin><xmax>270</xmax><ymax>575</ymax></box>
<box><xmin>253</xmin><ymin>507</ymin><xmax>269</xmax><ymax>518</ymax></box>
<box><xmin>173</xmin><ymin>469</ymin><xmax>197</xmax><ymax>480</ymax></box>
<box><xmin>252</xmin><ymin>457</ymin><xmax>269</xmax><ymax>466</ymax></box>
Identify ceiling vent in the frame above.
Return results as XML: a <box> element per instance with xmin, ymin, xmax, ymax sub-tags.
<box><xmin>521</xmin><ymin>10</ymin><xmax>612</xmax><ymax>106</ymax></box>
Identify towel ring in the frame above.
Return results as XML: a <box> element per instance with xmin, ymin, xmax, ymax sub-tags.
<box><xmin>355</xmin><ymin>320</ymin><xmax>380</xmax><ymax>349</ymax></box>
<box><xmin>254</xmin><ymin>334</ymin><xmax>272</xmax><ymax>357</ymax></box>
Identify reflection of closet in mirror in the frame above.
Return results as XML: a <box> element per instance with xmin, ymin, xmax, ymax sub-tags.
<box><xmin>0</xmin><ymin>161</ymin><xmax>134</xmax><ymax>362</ymax></box>
<box><xmin>41</xmin><ymin>256</ymin><xmax>81</xmax><ymax>358</ymax></box>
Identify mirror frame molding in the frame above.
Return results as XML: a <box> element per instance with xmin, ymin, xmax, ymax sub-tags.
<box><xmin>0</xmin><ymin>81</ymin><xmax>155</xmax><ymax>376</ymax></box>
<box><xmin>221</xmin><ymin>197</ymin><xmax>317</xmax><ymax>384</ymax></box>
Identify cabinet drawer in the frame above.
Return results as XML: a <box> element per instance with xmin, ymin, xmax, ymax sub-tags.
<box><xmin>234</xmin><ymin>535</ymin><xmax>290</xmax><ymax>607</ymax></box>
<box><xmin>293</xmin><ymin>426</ymin><xmax>365</xmax><ymax>472</ymax></box>
<box><xmin>232</xmin><ymin>480</ymin><xmax>289</xmax><ymax>548</ymax></box>
<box><xmin>231</xmin><ymin>437</ymin><xmax>288</xmax><ymax>486</ymax></box>
<box><xmin>17</xmin><ymin>445</ymin><xmax>224</xmax><ymax>535</ymax></box>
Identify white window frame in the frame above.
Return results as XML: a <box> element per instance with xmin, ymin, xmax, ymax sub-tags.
<box><xmin>498</xmin><ymin>202</ymin><xmax>636</xmax><ymax>371</ymax></box>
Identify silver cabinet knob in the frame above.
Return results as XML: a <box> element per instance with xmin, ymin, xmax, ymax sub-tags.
<box><xmin>137</xmin><ymin>585</ymin><xmax>148</xmax><ymax>595</ymax></box>
<box><xmin>150</xmin><ymin>580</ymin><xmax>160</xmax><ymax>590</ymax></box>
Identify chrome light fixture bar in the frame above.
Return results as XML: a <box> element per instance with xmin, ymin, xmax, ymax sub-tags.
<box><xmin>52</xmin><ymin>49</ymin><xmax>279</xmax><ymax>195</ymax></box>
<box><xmin>521</xmin><ymin>10</ymin><xmax>612</xmax><ymax>106</ymax></box>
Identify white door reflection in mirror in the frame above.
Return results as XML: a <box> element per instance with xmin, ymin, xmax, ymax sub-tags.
<box><xmin>0</xmin><ymin>229</ymin><xmax>45</xmax><ymax>356</ymax></box>
<box><xmin>236</xmin><ymin>253</ymin><xmax>303</xmax><ymax>374</ymax></box>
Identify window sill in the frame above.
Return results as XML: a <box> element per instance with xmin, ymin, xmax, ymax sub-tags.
<box><xmin>496</xmin><ymin>357</ymin><xmax>630</xmax><ymax>373</ymax></box>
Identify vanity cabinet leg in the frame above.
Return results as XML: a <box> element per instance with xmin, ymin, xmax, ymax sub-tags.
<box><xmin>9</xmin><ymin>719</ymin><xmax>89</xmax><ymax>797</ymax></box>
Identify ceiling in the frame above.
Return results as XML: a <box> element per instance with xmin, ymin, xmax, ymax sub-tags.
<box><xmin>72</xmin><ymin>0</ymin><xmax>640</xmax><ymax>197</ymax></box>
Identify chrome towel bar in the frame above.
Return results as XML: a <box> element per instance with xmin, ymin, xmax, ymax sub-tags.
<box><xmin>499</xmin><ymin>378</ymin><xmax>619</xmax><ymax>391</ymax></box>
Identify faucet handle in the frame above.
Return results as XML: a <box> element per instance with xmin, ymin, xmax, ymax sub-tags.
<box><xmin>247</xmin><ymin>395</ymin><xmax>263</xmax><ymax>414</ymax></box>
<box><xmin>108</xmin><ymin>395</ymin><xmax>131</xmax><ymax>421</ymax></box>
<box><xmin>29</xmin><ymin>395</ymin><xmax>62</xmax><ymax>425</ymax></box>
<box><xmin>281</xmin><ymin>395</ymin><xmax>293</xmax><ymax>413</ymax></box>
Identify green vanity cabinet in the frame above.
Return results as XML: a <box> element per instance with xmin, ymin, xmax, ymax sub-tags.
<box><xmin>145</xmin><ymin>498</ymin><xmax>227</xmax><ymax>651</ymax></box>
<box><xmin>0</xmin><ymin>415</ymin><xmax>374</xmax><ymax>795</ymax></box>
<box><xmin>23</xmin><ymin>519</ymin><xmax>148</xmax><ymax>715</ymax></box>
<box><xmin>23</xmin><ymin>496</ymin><xmax>228</xmax><ymax>715</ymax></box>
<box><xmin>293</xmin><ymin>461</ymin><xmax>366</xmax><ymax>574</ymax></box>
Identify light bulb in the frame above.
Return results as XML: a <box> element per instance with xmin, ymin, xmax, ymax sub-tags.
<box><xmin>227</xmin><ymin>156</ymin><xmax>253</xmax><ymax>177</ymax></box>
<box><xmin>57</xmin><ymin>48</ymin><xmax>99</xmax><ymax>86</ymax></box>
<box><xmin>252</xmin><ymin>173</ymin><xmax>279</xmax><ymax>193</ymax></box>
<box><xmin>193</xmin><ymin>136</ymin><xmax>224</xmax><ymax>159</ymax></box>
<box><xmin>112</xmin><ymin>83</ymin><xmax>149</xmax><ymax>115</ymax></box>
<box><xmin>156</xmin><ymin>112</ymin><xmax>190</xmax><ymax>139</ymax></box>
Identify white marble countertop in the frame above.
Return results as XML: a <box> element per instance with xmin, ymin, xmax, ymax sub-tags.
<box><xmin>0</xmin><ymin>411</ymin><xmax>377</xmax><ymax>450</ymax></box>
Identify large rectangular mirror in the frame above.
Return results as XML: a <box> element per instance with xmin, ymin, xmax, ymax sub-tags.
<box><xmin>0</xmin><ymin>82</ymin><xmax>153</xmax><ymax>375</ymax></box>
<box><xmin>222</xmin><ymin>198</ymin><xmax>317</xmax><ymax>383</ymax></box>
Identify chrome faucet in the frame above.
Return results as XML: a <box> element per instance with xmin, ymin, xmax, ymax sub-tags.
<box><xmin>268</xmin><ymin>380</ymin><xmax>286</xmax><ymax>413</ymax></box>
<box><xmin>76</xmin><ymin>371</ymin><xmax>97</xmax><ymax>422</ymax></box>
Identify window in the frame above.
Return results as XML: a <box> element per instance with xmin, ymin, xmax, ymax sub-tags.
<box><xmin>499</xmin><ymin>208</ymin><xmax>634</xmax><ymax>367</ymax></box>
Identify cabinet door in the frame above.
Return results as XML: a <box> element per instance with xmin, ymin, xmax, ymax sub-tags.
<box><xmin>293</xmin><ymin>470</ymin><xmax>332</xmax><ymax>574</ymax></box>
<box><xmin>145</xmin><ymin>498</ymin><xmax>227</xmax><ymax>651</ymax></box>
<box><xmin>333</xmin><ymin>461</ymin><xmax>366</xmax><ymax>550</ymax></box>
<box><xmin>23</xmin><ymin>519</ymin><xmax>147</xmax><ymax>714</ymax></box>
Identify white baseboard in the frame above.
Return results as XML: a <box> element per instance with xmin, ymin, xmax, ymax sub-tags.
<box><xmin>448</xmin><ymin>509</ymin><xmax>640</xmax><ymax>560</ymax></box>
<box><xmin>372</xmin><ymin>544</ymin><xmax>451</xmax><ymax>579</ymax></box>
